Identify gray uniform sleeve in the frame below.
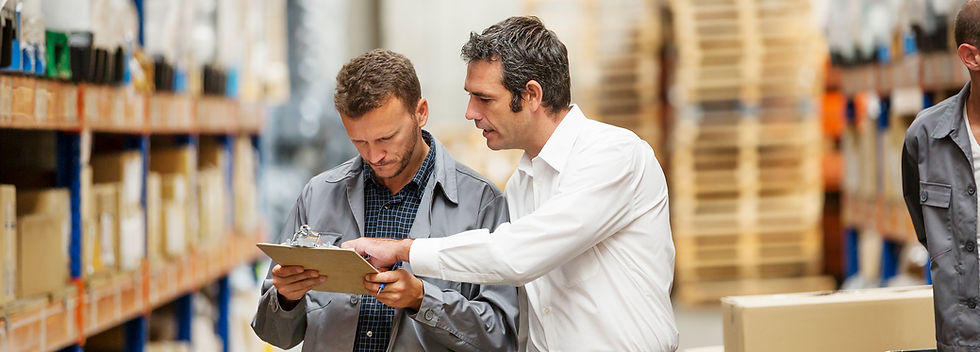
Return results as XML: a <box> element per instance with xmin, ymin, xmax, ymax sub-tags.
<box><xmin>902</xmin><ymin>130</ymin><xmax>926</xmax><ymax>248</ymax></box>
<box><xmin>251</xmin><ymin>183</ymin><xmax>311</xmax><ymax>349</ymax></box>
<box><xmin>406</xmin><ymin>190</ymin><xmax>519</xmax><ymax>351</ymax></box>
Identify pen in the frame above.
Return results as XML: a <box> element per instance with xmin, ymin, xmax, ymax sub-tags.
<box><xmin>376</xmin><ymin>261</ymin><xmax>403</xmax><ymax>294</ymax></box>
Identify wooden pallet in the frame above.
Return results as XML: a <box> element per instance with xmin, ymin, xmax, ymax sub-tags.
<box><xmin>672</xmin><ymin>275</ymin><xmax>836</xmax><ymax>305</ymax></box>
<box><xmin>672</xmin><ymin>192</ymin><xmax>824</xmax><ymax>234</ymax></box>
<box><xmin>670</xmin><ymin>0</ymin><xmax>825</xmax><ymax>104</ymax></box>
<box><xmin>674</xmin><ymin>227</ymin><xmax>822</xmax><ymax>281</ymax></box>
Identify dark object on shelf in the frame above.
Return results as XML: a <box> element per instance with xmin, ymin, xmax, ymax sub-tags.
<box><xmin>69</xmin><ymin>32</ymin><xmax>93</xmax><ymax>83</ymax></box>
<box><xmin>154</xmin><ymin>57</ymin><xmax>174</xmax><ymax>92</ymax></box>
<box><xmin>203</xmin><ymin>64</ymin><xmax>226</xmax><ymax>96</ymax></box>
<box><xmin>1</xmin><ymin>8</ymin><xmax>15</xmax><ymax>68</ymax></box>
<box><xmin>111</xmin><ymin>47</ymin><xmax>125</xmax><ymax>84</ymax></box>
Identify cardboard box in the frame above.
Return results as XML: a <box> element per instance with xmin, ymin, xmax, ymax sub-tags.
<box><xmin>150</xmin><ymin>146</ymin><xmax>195</xmax><ymax>175</ymax></box>
<box><xmin>162</xmin><ymin>200</ymin><xmax>186</xmax><ymax>257</ymax></box>
<box><xmin>117</xmin><ymin>208</ymin><xmax>146</xmax><ymax>272</ymax></box>
<box><xmin>722</xmin><ymin>286</ymin><xmax>936</xmax><ymax>352</ymax></box>
<box><xmin>17</xmin><ymin>188</ymin><xmax>70</xmax><ymax>216</ymax></box>
<box><xmin>82</xmin><ymin>218</ymin><xmax>98</xmax><ymax>277</ymax></box>
<box><xmin>17</xmin><ymin>212</ymin><xmax>70</xmax><ymax>298</ymax></box>
<box><xmin>0</xmin><ymin>185</ymin><xmax>15</xmax><ymax>303</ymax></box>
<box><xmin>233</xmin><ymin>137</ymin><xmax>258</xmax><ymax>235</ymax></box>
<box><xmin>160</xmin><ymin>173</ymin><xmax>188</xmax><ymax>203</ymax></box>
<box><xmin>93</xmin><ymin>184</ymin><xmax>118</xmax><ymax>270</ymax></box>
<box><xmin>160</xmin><ymin>173</ymin><xmax>195</xmax><ymax>251</ymax></box>
<box><xmin>81</xmin><ymin>165</ymin><xmax>94</xmax><ymax>220</ymax></box>
<box><xmin>147</xmin><ymin>173</ymin><xmax>162</xmax><ymax>263</ymax></box>
<box><xmin>197</xmin><ymin>168</ymin><xmax>227</xmax><ymax>246</ymax></box>
<box><xmin>92</xmin><ymin>151</ymin><xmax>143</xmax><ymax>206</ymax></box>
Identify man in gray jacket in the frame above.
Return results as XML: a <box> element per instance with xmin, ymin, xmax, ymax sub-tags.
<box><xmin>251</xmin><ymin>49</ymin><xmax>519</xmax><ymax>352</ymax></box>
<box><xmin>903</xmin><ymin>2</ymin><xmax>980</xmax><ymax>351</ymax></box>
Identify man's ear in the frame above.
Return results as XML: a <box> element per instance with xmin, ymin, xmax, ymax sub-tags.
<box><xmin>958</xmin><ymin>43</ymin><xmax>980</xmax><ymax>71</ymax></box>
<box><xmin>415</xmin><ymin>98</ymin><xmax>429</xmax><ymax>128</ymax></box>
<box><xmin>524</xmin><ymin>80</ymin><xmax>544</xmax><ymax>112</ymax></box>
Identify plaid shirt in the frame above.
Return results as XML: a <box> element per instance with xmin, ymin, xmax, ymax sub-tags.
<box><xmin>353</xmin><ymin>132</ymin><xmax>435</xmax><ymax>352</ymax></box>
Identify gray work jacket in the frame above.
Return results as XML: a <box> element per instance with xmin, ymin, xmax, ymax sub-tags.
<box><xmin>903</xmin><ymin>83</ymin><xmax>980</xmax><ymax>352</ymax></box>
<box><xmin>251</xmin><ymin>136</ymin><xmax>519</xmax><ymax>352</ymax></box>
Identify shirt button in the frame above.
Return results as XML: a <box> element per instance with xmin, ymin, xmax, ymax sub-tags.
<box><xmin>920</xmin><ymin>191</ymin><xmax>928</xmax><ymax>202</ymax></box>
<box><xmin>424</xmin><ymin>309</ymin><xmax>435</xmax><ymax>321</ymax></box>
<box><xmin>966</xmin><ymin>241</ymin><xmax>976</xmax><ymax>252</ymax></box>
<box><xmin>543</xmin><ymin>307</ymin><xmax>551</xmax><ymax>314</ymax></box>
<box><xmin>366</xmin><ymin>331</ymin><xmax>373</xmax><ymax>337</ymax></box>
<box><xmin>968</xmin><ymin>298</ymin><xmax>978</xmax><ymax>309</ymax></box>
<box><xmin>350</xmin><ymin>296</ymin><xmax>359</xmax><ymax>305</ymax></box>
<box><xmin>970</xmin><ymin>187</ymin><xmax>977</xmax><ymax>195</ymax></box>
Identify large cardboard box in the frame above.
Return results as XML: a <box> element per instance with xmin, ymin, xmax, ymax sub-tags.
<box><xmin>16</xmin><ymin>213</ymin><xmax>70</xmax><ymax>298</ymax></box>
<box><xmin>92</xmin><ymin>151</ymin><xmax>143</xmax><ymax>207</ymax></box>
<box><xmin>722</xmin><ymin>286</ymin><xmax>936</xmax><ymax>352</ymax></box>
<box><xmin>0</xmin><ymin>185</ymin><xmax>16</xmax><ymax>303</ymax></box>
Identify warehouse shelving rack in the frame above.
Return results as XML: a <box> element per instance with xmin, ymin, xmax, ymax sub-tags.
<box><xmin>838</xmin><ymin>36</ymin><xmax>968</xmax><ymax>287</ymax></box>
<box><xmin>0</xmin><ymin>75</ymin><xmax>265</xmax><ymax>352</ymax></box>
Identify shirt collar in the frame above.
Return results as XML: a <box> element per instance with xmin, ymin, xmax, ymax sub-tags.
<box><xmin>527</xmin><ymin>104</ymin><xmax>584</xmax><ymax>174</ymax></box>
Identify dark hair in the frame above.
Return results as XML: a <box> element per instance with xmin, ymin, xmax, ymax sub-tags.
<box><xmin>461</xmin><ymin>16</ymin><xmax>571</xmax><ymax>113</ymax></box>
<box><xmin>334</xmin><ymin>49</ymin><xmax>421</xmax><ymax>118</ymax></box>
<box><xmin>956</xmin><ymin>1</ymin><xmax>980</xmax><ymax>47</ymax></box>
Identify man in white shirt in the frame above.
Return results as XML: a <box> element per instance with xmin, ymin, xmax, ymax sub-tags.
<box><xmin>344</xmin><ymin>16</ymin><xmax>679</xmax><ymax>351</ymax></box>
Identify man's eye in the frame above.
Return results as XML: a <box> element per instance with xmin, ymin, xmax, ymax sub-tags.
<box><xmin>479</xmin><ymin>97</ymin><xmax>491</xmax><ymax>103</ymax></box>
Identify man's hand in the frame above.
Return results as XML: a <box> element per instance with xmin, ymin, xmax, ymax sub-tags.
<box><xmin>364</xmin><ymin>268</ymin><xmax>425</xmax><ymax>310</ymax></box>
<box><xmin>271</xmin><ymin>264</ymin><xmax>327</xmax><ymax>310</ymax></box>
<box><xmin>342</xmin><ymin>238</ymin><xmax>412</xmax><ymax>268</ymax></box>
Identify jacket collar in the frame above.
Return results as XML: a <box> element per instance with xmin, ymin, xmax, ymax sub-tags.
<box><xmin>931</xmin><ymin>83</ymin><xmax>972</xmax><ymax>139</ymax></box>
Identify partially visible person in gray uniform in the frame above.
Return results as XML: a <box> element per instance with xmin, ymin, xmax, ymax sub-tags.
<box><xmin>903</xmin><ymin>1</ymin><xmax>980</xmax><ymax>351</ymax></box>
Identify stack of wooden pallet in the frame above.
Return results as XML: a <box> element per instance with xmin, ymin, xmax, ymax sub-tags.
<box><xmin>669</xmin><ymin>0</ymin><xmax>834</xmax><ymax>303</ymax></box>
<box><xmin>525</xmin><ymin>0</ymin><xmax>663</xmax><ymax>156</ymax></box>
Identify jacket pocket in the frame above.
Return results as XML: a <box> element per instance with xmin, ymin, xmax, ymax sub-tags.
<box><xmin>919</xmin><ymin>181</ymin><xmax>952</xmax><ymax>208</ymax></box>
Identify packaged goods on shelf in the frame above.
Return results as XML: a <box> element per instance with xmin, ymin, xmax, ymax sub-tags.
<box><xmin>15</xmin><ymin>188</ymin><xmax>70</xmax><ymax>298</ymax></box>
<box><xmin>147</xmin><ymin>172</ymin><xmax>163</xmax><ymax>263</ymax></box>
<box><xmin>0</xmin><ymin>185</ymin><xmax>15</xmax><ymax>304</ymax></box>
<box><xmin>91</xmin><ymin>150</ymin><xmax>143</xmax><ymax>207</ymax></box>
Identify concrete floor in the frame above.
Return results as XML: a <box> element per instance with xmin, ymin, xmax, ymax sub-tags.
<box><xmin>673</xmin><ymin>301</ymin><xmax>724</xmax><ymax>351</ymax></box>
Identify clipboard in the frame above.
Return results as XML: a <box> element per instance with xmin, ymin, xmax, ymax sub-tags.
<box><xmin>257</xmin><ymin>243</ymin><xmax>380</xmax><ymax>295</ymax></box>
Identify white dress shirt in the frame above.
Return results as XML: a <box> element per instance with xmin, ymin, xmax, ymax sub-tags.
<box><xmin>411</xmin><ymin>105</ymin><xmax>679</xmax><ymax>351</ymax></box>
